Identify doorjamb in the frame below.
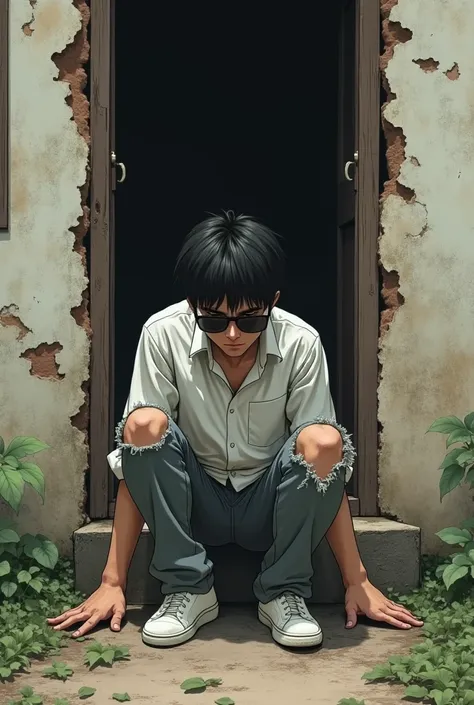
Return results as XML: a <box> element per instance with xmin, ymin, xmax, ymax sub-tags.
<box><xmin>89</xmin><ymin>0</ymin><xmax>113</xmax><ymax>519</ymax></box>
<box><xmin>355</xmin><ymin>0</ymin><xmax>380</xmax><ymax>516</ymax></box>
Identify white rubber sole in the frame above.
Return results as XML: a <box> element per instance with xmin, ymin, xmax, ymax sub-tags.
<box><xmin>142</xmin><ymin>602</ymin><xmax>219</xmax><ymax>647</ymax></box>
<box><xmin>258</xmin><ymin>607</ymin><xmax>323</xmax><ymax>648</ymax></box>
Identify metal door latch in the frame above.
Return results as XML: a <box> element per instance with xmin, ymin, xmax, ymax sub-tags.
<box><xmin>111</xmin><ymin>151</ymin><xmax>126</xmax><ymax>183</ymax></box>
<box><xmin>344</xmin><ymin>151</ymin><xmax>359</xmax><ymax>182</ymax></box>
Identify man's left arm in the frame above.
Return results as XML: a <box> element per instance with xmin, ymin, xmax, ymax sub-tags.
<box><xmin>286</xmin><ymin>336</ymin><xmax>423</xmax><ymax>630</ymax></box>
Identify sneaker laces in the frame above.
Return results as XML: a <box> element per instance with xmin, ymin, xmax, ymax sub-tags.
<box><xmin>280</xmin><ymin>592</ymin><xmax>310</xmax><ymax>619</ymax></box>
<box><xmin>151</xmin><ymin>592</ymin><xmax>190</xmax><ymax>620</ymax></box>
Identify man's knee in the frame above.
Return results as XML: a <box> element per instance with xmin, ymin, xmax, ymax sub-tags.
<box><xmin>295</xmin><ymin>424</ymin><xmax>342</xmax><ymax>479</ymax></box>
<box><xmin>123</xmin><ymin>407</ymin><xmax>169</xmax><ymax>447</ymax></box>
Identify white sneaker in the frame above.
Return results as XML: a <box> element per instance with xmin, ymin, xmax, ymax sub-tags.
<box><xmin>142</xmin><ymin>587</ymin><xmax>219</xmax><ymax>647</ymax></box>
<box><xmin>258</xmin><ymin>592</ymin><xmax>323</xmax><ymax>648</ymax></box>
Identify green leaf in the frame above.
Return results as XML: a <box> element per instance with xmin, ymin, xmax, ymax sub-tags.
<box><xmin>440</xmin><ymin>464</ymin><xmax>465</xmax><ymax>498</ymax></box>
<box><xmin>453</xmin><ymin>553</ymin><xmax>472</xmax><ymax>566</ymax></box>
<box><xmin>1</xmin><ymin>580</ymin><xmax>18</xmax><ymax>597</ymax></box>
<box><xmin>113</xmin><ymin>646</ymin><xmax>130</xmax><ymax>659</ymax></box>
<box><xmin>443</xmin><ymin>563</ymin><xmax>469</xmax><ymax>589</ymax></box>
<box><xmin>215</xmin><ymin>699</ymin><xmax>235</xmax><ymax>705</ymax></box>
<box><xmin>101</xmin><ymin>648</ymin><xmax>115</xmax><ymax>664</ymax></box>
<box><xmin>85</xmin><ymin>651</ymin><xmax>103</xmax><ymax>668</ymax></box>
<box><xmin>447</xmin><ymin>428</ymin><xmax>474</xmax><ymax>447</ymax></box>
<box><xmin>0</xmin><ymin>467</ymin><xmax>25</xmax><ymax>512</ymax></box>
<box><xmin>18</xmin><ymin>463</ymin><xmax>45</xmax><ymax>500</ymax></box>
<box><xmin>5</xmin><ymin>437</ymin><xmax>50</xmax><ymax>459</ymax></box>
<box><xmin>464</xmin><ymin>412</ymin><xmax>474</xmax><ymax>431</ymax></box>
<box><xmin>362</xmin><ymin>664</ymin><xmax>392</xmax><ymax>680</ymax></box>
<box><xmin>0</xmin><ymin>436</ymin><xmax>4</xmax><ymax>454</ymax></box>
<box><xmin>205</xmin><ymin>678</ymin><xmax>223</xmax><ymax>686</ymax></box>
<box><xmin>455</xmin><ymin>449</ymin><xmax>474</xmax><ymax>465</ymax></box>
<box><xmin>112</xmin><ymin>695</ymin><xmax>131</xmax><ymax>702</ymax></box>
<box><xmin>29</xmin><ymin>578</ymin><xmax>43</xmax><ymax>593</ymax></box>
<box><xmin>3</xmin><ymin>455</ymin><xmax>20</xmax><ymax>469</ymax></box>
<box><xmin>32</xmin><ymin>538</ymin><xmax>58</xmax><ymax>570</ymax></box>
<box><xmin>0</xmin><ymin>528</ymin><xmax>20</xmax><ymax>543</ymax></box>
<box><xmin>337</xmin><ymin>700</ymin><xmax>366</xmax><ymax>705</ymax></box>
<box><xmin>78</xmin><ymin>686</ymin><xmax>96</xmax><ymax>699</ymax></box>
<box><xmin>436</xmin><ymin>527</ymin><xmax>472</xmax><ymax>545</ymax></box>
<box><xmin>21</xmin><ymin>687</ymin><xmax>34</xmax><ymax>697</ymax></box>
<box><xmin>404</xmin><ymin>684</ymin><xmax>429</xmax><ymax>698</ymax></box>
<box><xmin>428</xmin><ymin>416</ymin><xmax>466</xmax><ymax>434</ymax></box>
<box><xmin>440</xmin><ymin>447</ymin><xmax>465</xmax><ymax>468</ymax></box>
<box><xmin>17</xmin><ymin>569</ymin><xmax>31</xmax><ymax>583</ymax></box>
<box><xmin>0</xmin><ymin>559</ymin><xmax>10</xmax><ymax>576</ymax></box>
<box><xmin>28</xmin><ymin>565</ymin><xmax>41</xmax><ymax>574</ymax></box>
<box><xmin>0</xmin><ymin>666</ymin><xmax>11</xmax><ymax>678</ymax></box>
<box><xmin>180</xmin><ymin>677</ymin><xmax>207</xmax><ymax>691</ymax></box>
<box><xmin>463</xmin><ymin>691</ymin><xmax>474</xmax><ymax>704</ymax></box>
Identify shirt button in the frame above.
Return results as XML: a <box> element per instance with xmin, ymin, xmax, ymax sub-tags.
<box><xmin>231</xmin><ymin>471</ymin><xmax>237</xmax><ymax>477</ymax></box>
<box><xmin>229</xmin><ymin>409</ymin><xmax>235</xmax><ymax>414</ymax></box>
<box><xmin>230</xmin><ymin>442</ymin><xmax>235</xmax><ymax>448</ymax></box>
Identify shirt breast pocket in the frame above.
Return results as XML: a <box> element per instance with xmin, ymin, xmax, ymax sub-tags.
<box><xmin>248</xmin><ymin>394</ymin><xmax>288</xmax><ymax>447</ymax></box>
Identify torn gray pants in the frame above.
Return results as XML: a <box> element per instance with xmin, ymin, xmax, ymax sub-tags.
<box><xmin>122</xmin><ymin>419</ymin><xmax>346</xmax><ymax>604</ymax></box>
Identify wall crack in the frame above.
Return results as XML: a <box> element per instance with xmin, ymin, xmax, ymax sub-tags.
<box><xmin>20</xmin><ymin>342</ymin><xmax>65</xmax><ymax>380</ymax></box>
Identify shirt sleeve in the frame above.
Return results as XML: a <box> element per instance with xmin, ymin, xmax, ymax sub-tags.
<box><xmin>286</xmin><ymin>334</ymin><xmax>335</xmax><ymax>433</ymax></box>
<box><xmin>107</xmin><ymin>325</ymin><xmax>179</xmax><ymax>479</ymax></box>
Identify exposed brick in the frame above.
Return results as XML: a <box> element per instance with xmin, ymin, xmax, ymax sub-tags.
<box><xmin>21</xmin><ymin>343</ymin><xmax>65</xmax><ymax>380</ymax></box>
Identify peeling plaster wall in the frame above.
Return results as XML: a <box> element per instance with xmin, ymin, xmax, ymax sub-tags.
<box><xmin>379</xmin><ymin>0</ymin><xmax>474</xmax><ymax>551</ymax></box>
<box><xmin>0</xmin><ymin>0</ymin><xmax>89</xmax><ymax>554</ymax></box>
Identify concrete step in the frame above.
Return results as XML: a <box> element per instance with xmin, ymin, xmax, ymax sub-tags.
<box><xmin>74</xmin><ymin>517</ymin><xmax>420</xmax><ymax>604</ymax></box>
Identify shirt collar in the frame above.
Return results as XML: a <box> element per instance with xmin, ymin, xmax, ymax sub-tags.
<box><xmin>188</xmin><ymin>313</ymin><xmax>283</xmax><ymax>366</ymax></box>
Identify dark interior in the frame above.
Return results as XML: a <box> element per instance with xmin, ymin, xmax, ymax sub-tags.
<box><xmin>114</xmin><ymin>7</ymin><xmax>342</xmax><ymax>427</ymax></box>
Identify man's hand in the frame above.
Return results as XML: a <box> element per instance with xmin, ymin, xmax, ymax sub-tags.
<box><xmin>47</xmin><ymin>584</ymin><xmax>126</xmax><ymax>638</ymax></box>
<box><xmin>345</xmin><ymin>580</ymin><xmax>423</xmax><ymax>630</ymax></box>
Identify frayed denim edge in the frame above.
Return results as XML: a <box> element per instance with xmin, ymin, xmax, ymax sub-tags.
<box><xmin>115</xmin><ymin>402</ymin><xmax>172</xmax><ymax>455</ymax></box>
<box><xmin>291</xmin><ymin>418</ymin><xmax>357</xmax><ymax>493</ymax></box>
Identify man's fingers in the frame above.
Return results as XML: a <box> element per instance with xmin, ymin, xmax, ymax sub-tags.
<box><xmin>372</xmin><ymin>610</ymin><xmax>412</xmax><ymax>630</ymax></box>
<box><xmin>385</xmin><ymin>605</ymin><xmax>423</xmax><ymax>626</ymax></box>
<box><xmin>48</xmin><ymin>605</ymin><xmax>84</xmax><ymax>624</ymax></box>
<box><xmin>53</xmin><ymin>612</ymin><xmax>90</xmax><ymax>631</ymax></box>
<box><xmin>111</xmin><ymin>609</ymin><xmax>125</xmax><ymax>632</ymax></box>
<box><xmin>73</xmin><ymin>614</ymin><xmax>102</xmax><ymax>638</ymax></box>
<box><xmin>389</xmin><ymin>601</ymin><xmax>422</xmax><ymax>621</ymax></box>
<box><xmin>345</xmin><ymin>606</ymin><xmax>358</xmax><ymax>629</ymax></box>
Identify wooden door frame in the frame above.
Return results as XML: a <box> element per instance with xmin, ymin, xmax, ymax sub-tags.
<box><xmin>354</xmin><ymin>0</ymin><xmax>380</xmax><ymax>515</ymax></box>
<box><xmin>88</xmin><ymin>0</ymin><xmax>381</xmax><ymax>519</ymax></box>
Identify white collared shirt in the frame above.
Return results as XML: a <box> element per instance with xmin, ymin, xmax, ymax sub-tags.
<box><xmin>108</xmin><ymin>300</ymin><xmax>349</xmax><ymax>491</ymax></box>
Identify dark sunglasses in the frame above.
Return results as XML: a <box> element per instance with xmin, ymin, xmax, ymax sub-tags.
<box><xmin>195</xmin><ymin>313</ymin><xmax>270</xmax><ymax>334</ymax></box>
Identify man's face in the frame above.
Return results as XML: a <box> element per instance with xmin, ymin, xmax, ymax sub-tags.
<box><xmin>195</xmin><ymin>295</ymin><xmax>278</xmax><ymax>358</ymax></box>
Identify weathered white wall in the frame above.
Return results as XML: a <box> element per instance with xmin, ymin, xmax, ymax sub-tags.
<box><xmin>0</xmin><ymin>0</ymin><xmax>88</xmax><ymax>553</ymax></box>
<box><xmin>379</xmin><ymin>0</ymin><xmax>474</xmax><ymax>551</ymax></box>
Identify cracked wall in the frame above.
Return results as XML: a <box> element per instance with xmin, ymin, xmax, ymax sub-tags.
<box><xmin>0</xmin><ymin>0</ymin><xmax>89</xmax><ymax>554</ymax></box>
<box><xmin>379</xmin><ymin>0</ymin><xmax>474</xmax><ymax>551</ymax></box>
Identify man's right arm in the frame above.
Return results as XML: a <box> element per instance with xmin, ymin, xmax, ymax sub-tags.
<box><xmin>101</xmin><ymin>480</ymin><xmax>145</xmax><ymax>590</ymax></box>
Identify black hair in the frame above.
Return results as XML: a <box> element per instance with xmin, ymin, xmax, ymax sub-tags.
<box><xmin>174</xmin><ymin>211</ymin><xmax>286</xmax><ymax>312</ymax></box>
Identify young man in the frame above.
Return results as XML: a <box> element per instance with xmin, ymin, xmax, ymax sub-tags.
<box><xmin>49</xmin><ymin>212</ymin><xmax>422</xmax><ymax>647</ymax></box>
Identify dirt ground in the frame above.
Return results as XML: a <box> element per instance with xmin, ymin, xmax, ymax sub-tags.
<box><xmin>1</xmin><ymin>604</ymin><xmax>420</xmax><ymax>705</ymax></box>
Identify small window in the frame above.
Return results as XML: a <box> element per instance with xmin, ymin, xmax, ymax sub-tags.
<box><xmin>0</xmin><ymin>1</ymin><xmax>8</xmax><ymax>229</ymax></box>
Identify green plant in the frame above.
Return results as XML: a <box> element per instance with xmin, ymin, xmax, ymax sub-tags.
<box><xmin>42</xmin><ymin>661</ymin><xmax>74</xmax><ymax>681</ymax></box>
<box><xmin>112</xmin><ymin>695</ymin><xmax>131</xmax><ymax>702</ymax></box>
<box><xmin>7</xmin><ymin>686</ymin><xmax>43</xmax><ymax>705</ymax></box>
<box><xmin>215</xmin><ymin>699</ymin><xmax>235</xmax><ymax>705</ymax></box>
<box><xmin>0</xmin><ymin>436</ymin><xmax>49</xmax><ymax>512</ymax></box>
<box><xmin>0</xmin><ymin>528</ymin><xmax>83</xmax><ymax>680</ymax></box>
<box><xmin>78</xmin><ymin>687</ymin><xmax>96</xmax><ymax>700</ymax></box>
<box><xmin>427</xmin><ymin>414</ymin><xmax>474</xmax><ymax>592</ymax></box>
<box><xmin>337</xmin><ymin>700</ymin><xmax>365</xmax><ymax>705</ymax></box>
<box><xmin>180</xmin><ymin>677</ymin><xmax>223</xmax><ymax>693</ymax></box>
<box><xmin>83</xmin><ymin>641</ymin><xmax>130</xmax><ymax>669</ymax></box>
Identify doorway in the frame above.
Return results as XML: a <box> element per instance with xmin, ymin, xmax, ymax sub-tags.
<box><xmin>89</xmin><ymin>0</ymin><xmax>380</xmax><ymax>519</ymax></box>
